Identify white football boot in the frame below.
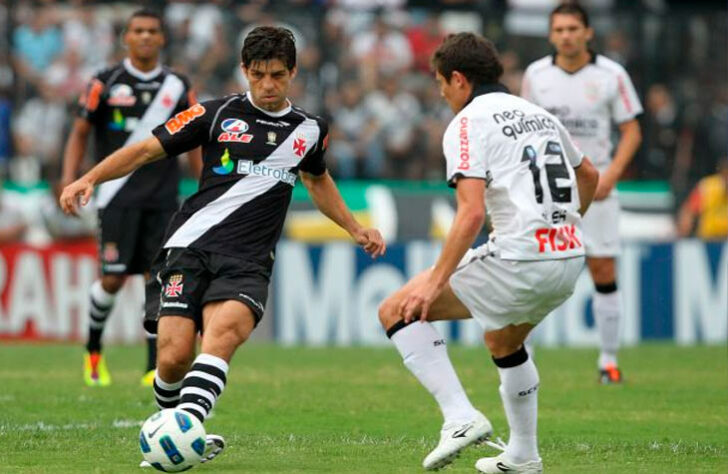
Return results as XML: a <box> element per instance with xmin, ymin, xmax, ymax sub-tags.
<box><xmin>200</xmin><ymin>434</ymin><xmax>225</xmax><ymax>463</ymax></box>
<box><xmin>422</xmin><ymin>411</ymin><xmax>493</xmax><ymax>470</ymax></box>
<box><xmin>139</xmin><ymin>434</ymin><xmax>226</xmax><ymax>468</ymax></box>
<box><xmin>475</xmin><ymin>437</ymin><xmax>543</xmax><ymax>473</ymax></box>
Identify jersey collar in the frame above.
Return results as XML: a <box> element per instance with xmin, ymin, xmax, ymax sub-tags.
<box><xmin>551</xmin><ymin>50</ymin><xmax>597</xmax><ymax>74</ymax></box>
<box><xmin>123</xmin><ymin>58</ymin><xmax>163</xmax><ymax>81</ymax></box>
<box><xmin>466</xmin><ymin>82</ymin><xmax>510</xmax><ymax>106</ymax></box>
<box><xmin>245</xmin><ymin>91</ymin><xmax>292</xmax><ymax>117</ymax></box>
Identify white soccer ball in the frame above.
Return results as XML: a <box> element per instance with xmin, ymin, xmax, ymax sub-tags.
<box><xmin>139</xmin><ymin>409</ymin><xmax>207</xmax><ymax>472</ymax></box>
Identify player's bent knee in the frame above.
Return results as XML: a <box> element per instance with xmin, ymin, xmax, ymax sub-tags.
<box><xmin>378</xmin><ymin>297</ymin><xmax>399</xmax><ymax>329</ymax></box>
<box><xmin>157</xmin><ymin>345</ymin><xmax>193</xmax><ymax>379</ymax></box>
<box><xmin>100</xmin><ymin>274</ymin><xmax>125</xmax><ymax>293</ymax></box>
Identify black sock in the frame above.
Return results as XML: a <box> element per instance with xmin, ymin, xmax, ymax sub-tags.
<box><xmin>145</xmin><ymin>335</ymin><xmax>157</xmax><ymax>372</ymax></box>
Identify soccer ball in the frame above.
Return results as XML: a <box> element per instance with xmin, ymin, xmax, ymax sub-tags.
<box><xmin>139</xmin><ymin>409</ymin><xmax>207</xmax><ymax>472</ymax></box>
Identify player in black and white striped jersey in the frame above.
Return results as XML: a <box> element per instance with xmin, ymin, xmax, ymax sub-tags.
<box><xmin>61</xmin><ymin>9</ymin><xmax>201</xmax><ymax>388</ymax></box>
<box><xmin>60</xmin><ymin>26</ymin><xmax>386</xmax><ymax>465</ymax></box>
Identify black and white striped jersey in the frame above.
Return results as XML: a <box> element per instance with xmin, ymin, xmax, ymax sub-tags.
<box><xmin>78</xmin><ymin>58</ymin><xmax>195</xmax><ymax>210</ymax></box>
<box><xmin>152</xmin><ymin>92</ymin><xmax>328</xmax><ymax>265</ymax></box>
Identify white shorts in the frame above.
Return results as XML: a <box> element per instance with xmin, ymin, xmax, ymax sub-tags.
<box><xmin>581</xmin><ymin>194</ymin><xmax>620</xmax><ymax>257</ymax></box>
<box><xmin>449</xmin><ymin>244</ymin><xmax>585</xmax><ymax>332</ymax></box>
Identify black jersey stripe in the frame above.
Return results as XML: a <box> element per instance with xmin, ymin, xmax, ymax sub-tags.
<box><xmin>163</xmin><ymin>117</ymin><xmax>320</xmax><ymax>249</ymax></box>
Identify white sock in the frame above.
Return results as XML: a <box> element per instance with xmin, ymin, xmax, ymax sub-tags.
<box><xmin>389</xmin><ymin>321</ymin><xmax>478</xmax><ymax>425</ymax></box>
<box><xmin>494</xmin><ymin>348</ymin><xmax>540</xmax><ymax>464</ymax></box>
<box><xmin>593</xmin><ymin>289</ymin><xmax>621</xmax><ymax>368</ymax></box>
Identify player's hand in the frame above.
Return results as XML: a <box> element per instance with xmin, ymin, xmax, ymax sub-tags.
<box><xmin>594</xmin><ymin>171</ymin><xmax>616</xmax><ymax>201</ymax></box>
<box><xmin>59</xmin><ymin>178</ymin><xmax>94</xmax><ymax>216</ymax></box>
<box><xmin>398</xmin><ymin>277</ymin><xmax>442</xmax><ymax>324</ymax></box>
<box><xmin>353</xmin><ymin>228</ymin><xmax>386</xmax><ymax>258</ymax></box>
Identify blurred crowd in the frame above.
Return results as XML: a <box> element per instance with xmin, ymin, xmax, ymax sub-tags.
<box><xmin>0</xmin><ymin>0</ymin><xmax>726</xmax><ymax>240</ymax></box>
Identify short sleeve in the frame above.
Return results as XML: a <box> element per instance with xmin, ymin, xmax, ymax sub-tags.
<box><xmin>152</xmin><ymin>102</ymin><xmax>212</xmax><ymax>157</ymax></box>
<box><xmin>556</xmin><ymin>120</ymin><xmax>584</xmax><ymax>168</ymax></box>
<box><xmin>610</xmin><ymin>67</ymin><xmax>643</xmax><ymax>124</ymax></box>
<box><xmin>445</xmin><ymin>115</ymin><xmax>488</xmax><ymax>188</ymax></box>
<box><xmin>298</xmin><ymin>118</ymin><xmax>328</xmax><ymax>176</ymax></box>
<box><xmin>77</xmin><ymin>76</ymin><xmax>106</xmax><ymax>123</ymax></box>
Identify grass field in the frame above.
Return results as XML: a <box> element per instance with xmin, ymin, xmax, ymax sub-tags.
<box><xmin>0</xmin><ymin>343</ymin><xmax>726</xmax><ymax>473</ymax></box>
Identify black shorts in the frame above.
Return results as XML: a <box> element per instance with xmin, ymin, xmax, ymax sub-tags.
<box><xmin>144</xmin><ymin>248</ymin><xmax>270</xmax><ymax>334</ymax></box>
<box><xmin>98</xmin><ymin>207</ymin><xmax>175</xmax><ymax>275</ymax></box>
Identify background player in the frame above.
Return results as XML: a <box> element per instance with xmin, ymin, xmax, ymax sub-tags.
<box><xmin>378</xmin><ymin>33</ymin><xmax>598</xmax><ymax>472</ymax></box>
<box><xmin>60</xmin><ymin>26</ymin><xmax>386</xmax><ymax>465</ymax></box>
<box><xmin>521</xmin><ymin>3</ymin><xmax>642</xmax><ymax>384</ymax></box>
<box><xmin>61</xmin><ymin>9</ymin><xmax>201</xmax><ymax>387</ymax></box>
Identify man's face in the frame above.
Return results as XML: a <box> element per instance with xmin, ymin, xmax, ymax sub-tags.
<box><xmin>123</xmin><ymin>17</ymin><xmax>164</xmax><ymax>61</ymax></box>
<box><xmin>243</xmin><ymin>59</ymin><xmax>296</xmax><ymax>112</ymax></box>
<box><xmin>549</xmin><ymin>13</ymin><xmax>593</xmax><ymax>58</ymax></box>
<box><xmin>435</xmin><ymin>70</ymin><xmax>469</xmax><ymax>114</ymax></box>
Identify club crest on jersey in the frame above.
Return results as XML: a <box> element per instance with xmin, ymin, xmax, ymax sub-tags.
<box><xmin>165</xmin><ymin>103</ymin><xmax>206</xmax><ymax>134</ymax></box>
<box><xmin>165</xmin><ymin>274</ymin><xmax>184</xmax><ymax>298</ymax></box>
<box><xmin>108</xmin><ymin>84</ymin><xmax>136</xmax><ymax>106</ymax></box>
<box><xmin>293</xmin><ymin>135</ymin><xmax>307</xmax><ymax>157</ymax></box>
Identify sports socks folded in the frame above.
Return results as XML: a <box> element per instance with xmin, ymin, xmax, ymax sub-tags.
<box><xmin>493</xmin><ymin>346</ymin><xmax>540</xmax><ymax>464</ymax></box>
<box><xmin>388</xmin><ymin>320</ymin><xmax>479</xmax><ymax>425</ymax></box>
<box><xmin>86</xmin><ymin>280</ymin><xmax>116</xmax><ymax>353</ymax></box>
<box><xmin>178</xmin><ymin>353</ymin><xmax>229</xmax><ymax>423</ymax></box>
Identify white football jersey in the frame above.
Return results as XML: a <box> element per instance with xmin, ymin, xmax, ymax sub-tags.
<box><xmin>443</xmin><ymin>86</ymin><xmax>586</xmax><ymax>261</ymax></box>
<box><xmin>521</xmin><ymin>54</ymin><xmax>642</xmax><ymax>171</ymax></box>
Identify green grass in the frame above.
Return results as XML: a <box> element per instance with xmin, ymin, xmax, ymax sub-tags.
<box><xmin>0</xmin><ymin>344</ymin><xmax>726</xmax><ymax>473</ymax></box>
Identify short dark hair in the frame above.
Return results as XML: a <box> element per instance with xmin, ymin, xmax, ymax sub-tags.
<box><xmin>549</xmin><ymin>3</ymin><xmax>590</xmax><ymax>28</ymax></box>
<box><xmin>431</xmin><ymin>33</ymin><xmax>503</xmax><ymax>86</ymax></box>
<box><xmin>125</xmin><ymin>9</ymin><xmax>165</xmax><ymax>32</ymax></box>
<box><xmin>241</xmin><ymin>26</ymin><xmax>296</xmax><ymax>70</ymax></box>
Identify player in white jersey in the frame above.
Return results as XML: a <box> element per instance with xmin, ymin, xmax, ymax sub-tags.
<box><xmin>378</xmin><ymin>33</ymin><xmax>599</xmax><ymax>473</ymax></box>
<box><xmin>521</xmin><ymin>3</ymin><xmax>643</xmax><ymax>384</ymax></box>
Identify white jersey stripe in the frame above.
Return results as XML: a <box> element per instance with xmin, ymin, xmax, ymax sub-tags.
<box><xmin>164</xmin><ymin>118</ymin><xmax>321</xmax><ymax>248</ymax></box>
<box><xmin>96</xmin><ymin>74</ymin><xmax>185</xmax><ymax>208</ymax></box>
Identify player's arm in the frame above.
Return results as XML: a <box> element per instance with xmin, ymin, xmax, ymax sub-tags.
<box><xmin>59</xmin><ymin>136</ymin><xmax>166</xmax><ymax>215</ymax></box>
<box><xmin>300</xmin><ymin>170</ymin><xmax>386</xmax><ymax>258</ymax></box>
<box><xmin>430</xmin><ymin>178</ymin><xmax>485</xmax><ymax>286</ymax></box>
<box><xmin>61</xmin><ymin>118</ymin><xmax>93</xmax><ymax>187</ymax></box>
<box><xmin>574</xmin><ymin>157</ymin><xmax>599</xmax><ymax>216</ymax></box>
<box><xmin>400</xmin><ymin>178</ymin><xmax>485</xmax><ymax>322</ymax></box>
<box><xmin>595</xmin><ymin>118</ymin><xmax>641</xmax><ymax>200</ymax></box>
<box><xmin>186</xmin><ymin>147</ymin><xmax>203</xmax><ymax>178</ymax></box>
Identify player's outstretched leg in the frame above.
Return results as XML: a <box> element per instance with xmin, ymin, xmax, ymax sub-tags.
<box><xmin>84</xmin><ymin>277</ymin><xmax>123</xmax><ymax>386</ymax></box>
<box><xmin>476</xmin><ymin>327</ymin><xmax>542</xmax><ymax>473</ymax></box>
<box><xmin>175</xmin><ymin>300</ymin><xmax>256</xmax><ymax>463</ymax></box>
<box><xmin>379</xmin><ymin>278</ymin><xmax>492</xmax><ymax>471</ymax></box>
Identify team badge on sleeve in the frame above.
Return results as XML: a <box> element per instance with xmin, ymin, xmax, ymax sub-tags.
<box><xmin>165</xmin><ymin>274</ymin><xmax>184</xmax><ymax>298</ymax></box>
